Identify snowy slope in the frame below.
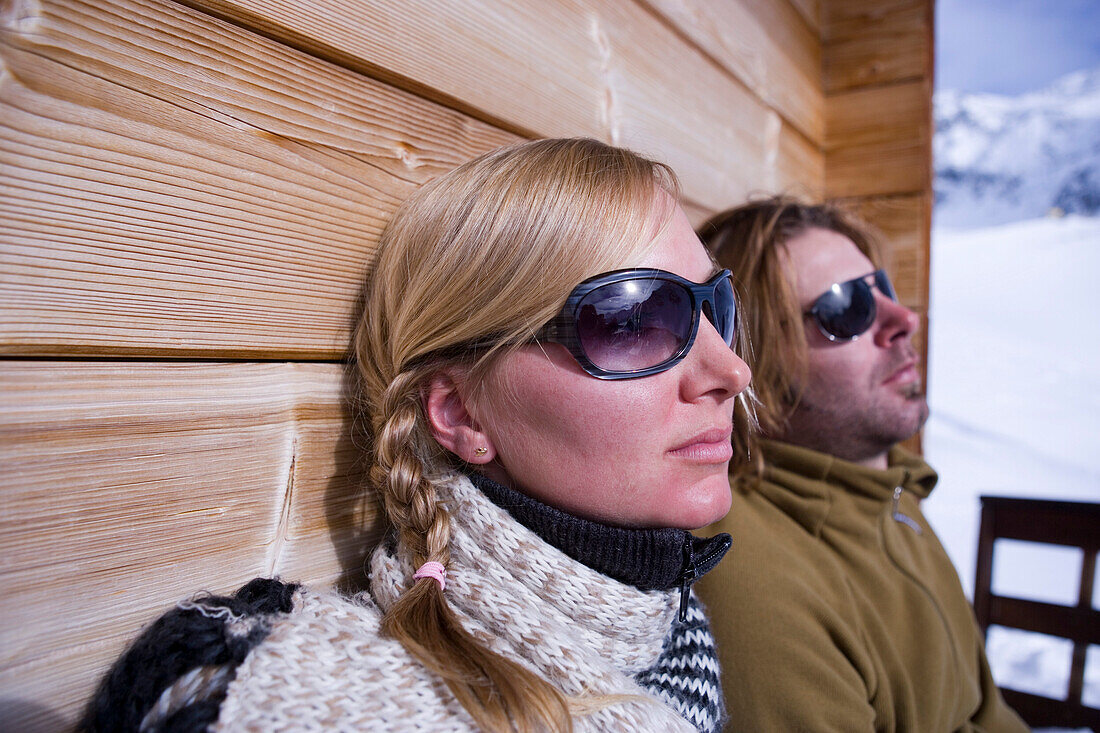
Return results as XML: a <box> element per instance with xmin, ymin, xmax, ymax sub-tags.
<box><xmin>934</xmin><ymin>66</ymin><xmax>1100</xmax><ymax>228</ymax></box>
<box><xmin>922</xmin><ymin>215</ymin><xmax>1100</xmax><ymax>594</ymax></box>
<box><xmin>924</xmin><ymin>65</ymin><xmax>1100</xmax><ymax>710</ymax></box>
<box><xmin>921</xmin><ymin>215</ymin><xmax>1100</xmax><ymax>713</ymax></box>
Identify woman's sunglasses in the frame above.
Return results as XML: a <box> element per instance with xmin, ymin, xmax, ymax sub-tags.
<box><xmin>805</xmin><ymin>269</ymin><xmax>897</xmax><ymax>342</ymax></box>
<box><xmin>535</xmin><ymin>268</ymin><xmax>737</xmax><ymax>380</ymax></box>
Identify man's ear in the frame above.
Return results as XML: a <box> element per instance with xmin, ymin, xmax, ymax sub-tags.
<box><xmin>423</xmin><ymin>371</ymin><xmax>496</xmax><ymax>464</ymax></box>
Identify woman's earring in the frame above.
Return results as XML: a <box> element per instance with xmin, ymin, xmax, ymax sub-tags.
<box><xmin>474</xmin><ymin>447</ymin><xmax>488</xmax><ymax>456</ymax></box>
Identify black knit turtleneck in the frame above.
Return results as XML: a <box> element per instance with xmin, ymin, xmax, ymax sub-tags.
<box><xmin>466</xmin><ymin>470</ymin><xmax>731</xmax><ymax>593</ymax></box>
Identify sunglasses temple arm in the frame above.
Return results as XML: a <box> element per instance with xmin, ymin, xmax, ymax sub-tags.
<box><xmin>532</xmin><ymin>313</ymin><xmax>570</xmax><ymax>344</ymax></box>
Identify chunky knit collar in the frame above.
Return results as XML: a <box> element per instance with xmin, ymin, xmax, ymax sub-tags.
<box><xmin>367</xmin><ymin>473</ymin><xmax>708</xmax><ymax>731</ymax></box>
<box><xmin>466</xmin><ymin>470</ymin><xmax>731</xmax><ymax>605</ymax></box>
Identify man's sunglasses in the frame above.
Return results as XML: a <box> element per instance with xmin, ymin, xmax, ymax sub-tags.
<box><xmin>805</xmin><ymin>269</ymin><xmax>898</xmax><ymax>342</ymax></box>
<box><xmin>535</xmin><ymin>268</ymin><xmax>737</xmax><ymax>380</ymax></box>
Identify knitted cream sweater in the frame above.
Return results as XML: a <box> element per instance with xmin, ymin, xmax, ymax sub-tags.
<box><xmin>91</xmin><ymin>472</ymin><xmax>724</xmax><ymax>732</ymax></box>
<box><xmin>217</xmin><ymin>473</ymin><xmax>707</xmax><ymax>731</ymax></box>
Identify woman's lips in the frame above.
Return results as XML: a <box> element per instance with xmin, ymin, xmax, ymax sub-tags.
<box><xmin>670</xmin><ymin>427</ymin><xmax>734</xmax><ymax>463</ymax></box>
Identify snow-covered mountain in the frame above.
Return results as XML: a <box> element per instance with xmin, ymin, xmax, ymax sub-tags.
<box><xmin>934</xmin><ymin>66</ymin><xmax>1100</xmax><ymax>229</ymax></box>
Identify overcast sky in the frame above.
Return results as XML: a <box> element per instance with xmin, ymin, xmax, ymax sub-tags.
<box><xmin>936</xmin><ymin>0</ymin><xmax>1100</xmax><ymax>94</ymax></box>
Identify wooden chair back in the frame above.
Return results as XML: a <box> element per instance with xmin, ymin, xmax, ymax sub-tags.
<box><xmin>974</xmin><ymin>496</ymin><xmax>1100</xmax><ymax>729</ymax></box>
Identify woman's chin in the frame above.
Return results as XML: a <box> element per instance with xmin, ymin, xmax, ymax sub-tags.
<box><xmin>659</xmin><ymin>475</ymin><xmax>733</xmax><ymax>530</ymax></box>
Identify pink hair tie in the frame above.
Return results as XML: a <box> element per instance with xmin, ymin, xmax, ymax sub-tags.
<box><xmin>414</xmin><ymin>561</ymin><xmax>447</xmax><ymax>591</ymax></box>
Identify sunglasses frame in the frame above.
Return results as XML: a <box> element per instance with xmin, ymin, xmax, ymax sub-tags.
<box><xmin>806</xmin><ymin>268</ymin><xmax>897</xmax><ymax>343</ymax></box>
<box><xmin>535</xmin><ymin>268</ymin><xmax>737</xmax><ymax>380</ymax></box>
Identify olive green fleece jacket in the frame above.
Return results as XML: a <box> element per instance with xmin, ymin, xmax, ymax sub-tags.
<box><xmin>697</xmin><ymin>440</ymin><xmax>1027</xmax><ymax>732</ymax></box>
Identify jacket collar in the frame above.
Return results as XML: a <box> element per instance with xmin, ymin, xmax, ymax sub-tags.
<box><xmin>754</xmin><ymin>440</ymin><xmax>938</xmax><ymax>537</ymax></box>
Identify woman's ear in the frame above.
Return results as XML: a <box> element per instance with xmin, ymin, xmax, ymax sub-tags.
<box><xmin>423</xmin><ymin>371</ymin><xmax>496</xmax><ymax>464</ymax></box>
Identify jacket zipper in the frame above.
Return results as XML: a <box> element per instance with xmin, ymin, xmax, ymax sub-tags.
<box><xmin>677</xmin><ymin>535</ymin><xmax>695</xmax><ymax>622</ymax></box>
<box><xmin>677</xmin><ymin>534</ymin><xmax>731</xmax><ymax>621</ymax></box>
<box><xmin>892</xmin><ymin>485</ymin><xmax>923</xmax><ymax>534</ymax></box>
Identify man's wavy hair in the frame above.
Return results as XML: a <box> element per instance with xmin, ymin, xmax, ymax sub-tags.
<box><xmin>697</xmin><ymin>195</ymin><xmax>886</xmax><ymax>483</ymax></box>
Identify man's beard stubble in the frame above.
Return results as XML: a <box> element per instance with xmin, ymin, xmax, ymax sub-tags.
<box><xmin>778</xmin><ymin>373</ymin><xmax>929</xmax><ymax>465</ymax></box>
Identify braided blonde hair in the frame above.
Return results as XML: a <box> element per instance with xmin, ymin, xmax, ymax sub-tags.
<box><xmin>354</xmin><ymin>138</ymin><xmax>678</xmax><ymax>732</ymax></box>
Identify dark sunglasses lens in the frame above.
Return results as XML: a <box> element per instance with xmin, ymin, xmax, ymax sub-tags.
<box><xmin>874</xmin><ymin>270</ymin><xmax>897</xmax><ymax>301</ymax></box>
<box><xmin>576</xmin><ymin>279</ymin><xmax>691</xmax><ymax>372</ymax></box>
<box><xmin>709</xmin><ymin>276</ymin><xmax>737</xmax><ymax>345</ymax></box>
<box><xmin>815</xmin><ymin>280</ymin><xmax>875</xmax><ymax>340</ymax></box>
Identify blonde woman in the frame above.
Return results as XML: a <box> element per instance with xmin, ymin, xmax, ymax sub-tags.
<box><xmin>84</xmin><ymin>138</ymin><xmax>751</xmax><ymax>733</ymax></box>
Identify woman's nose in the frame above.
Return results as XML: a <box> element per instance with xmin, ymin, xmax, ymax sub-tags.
<box><xmin>686</xmin><ymin>318</ymin><xmax>752</xmax><ymax>400</ymax></box>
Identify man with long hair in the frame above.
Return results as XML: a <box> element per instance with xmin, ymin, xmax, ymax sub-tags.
<box><xmin>696</xmin><ymin>197</ymin><xmax>1026</xmax><ymax>731</ymax></box>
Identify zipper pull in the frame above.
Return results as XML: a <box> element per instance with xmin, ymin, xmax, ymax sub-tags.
<box><xmin>678</xmin><ymin>536</ymin><xmax>696</xmax><ymax>622</ymax></box>
<box><xmin>892</xmin><ymin>485</ymin><xmax>923</xmax><ymax>534</ymax></box>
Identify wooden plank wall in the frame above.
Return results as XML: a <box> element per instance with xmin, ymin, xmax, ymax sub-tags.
<box><xmin>821</xmin><ymin>0</ymin><xmax>935</xmax><ymax>451</ymax></box>
<box><xmin>0</xmin><ymin>0</ymin><xmax>930</xmax><ymax>728</ymax></box>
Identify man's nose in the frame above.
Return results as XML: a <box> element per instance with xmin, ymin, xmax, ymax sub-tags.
<box><xmin>873</xmin><ymin>293</ymin><xmax>920</xmax><ymax>347</ymax></box>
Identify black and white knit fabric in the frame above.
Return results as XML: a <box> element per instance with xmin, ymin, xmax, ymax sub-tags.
<box><xmin>635</xmin><ymin>594</ymin><xmax>726</xmax><ymax>732</ymax></box>
<box><xmin>81</xmin><ymin>579</ymin><xmax>297</xmax><ymax>732</ymax></box>
<box><xmin>84</xmin><ymin>472</ymin><xmax>731</xmax><ymax>732</ymax></box>
<box><xmin>470</xmin><ymin>471</ymin><xmax>729</xmax><ymax>732</ymax></box>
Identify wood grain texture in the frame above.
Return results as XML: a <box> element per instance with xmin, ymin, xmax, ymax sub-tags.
<box><xmin>184</xmin><ymin>0</ymin><xmax>824</xmax><ymax>211</ymax></box>
<box><xmin>832</xmin><ymin>192</ymin><xmax>930</xmax><ymax>309</ymax></box>
<box><xmin>823</xmin><ymin>0</ymin><xmax>933</xmax><ymax>93</ymax></box>
<box><xmin>0</xmin><ymin>0</ymin><xmax>518</xmax><ymax>359</ymax></box>
<box><xmin>643</xmin><ymin>0</ymin><xmax>824</xmax><ymax>143</ymax></box>
<box><xmin>823</xmin><ymin>78</ymin><xmax>931</xmax><ymax>199</ymax></box>
<box><xmin>776</xmin><ymin>120</ymin><xmax>826</xmax><ymax>200</ymax></box>
<box><xmin>0</xmin><ymin>2</ymin><xmax>934</xmax><ymax>731</ymax></box>
<box><xmin>820</xmin><ymin>0</ymin><xmax>932</xmax><ymax>393</ymax></box>
<box><xmin>0</xmin><ymin>361</ymin><xmax>377</xmax><ymax>730</ymax></box>
<box><xmin>786</xmin><ymin>0</ymin><xmax>822</xmax><ymax>35</ymax></box>
<box><xmin>595</xmin><ymin>0</ymin><xmax>818</xmax><ymax>205</ymax></box>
